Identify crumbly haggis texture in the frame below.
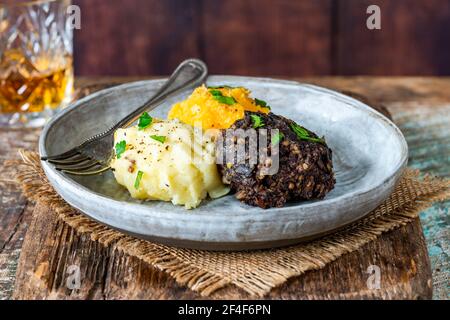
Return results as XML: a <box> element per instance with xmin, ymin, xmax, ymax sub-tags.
<box><xmin>218</xmin><ymin>112</ymin><xmax>336</xmax><ymax>209</ymax></box>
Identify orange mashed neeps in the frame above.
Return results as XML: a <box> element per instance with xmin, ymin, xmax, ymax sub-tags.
<box><xmin>168</xmin><ymin>85</ymin><xmax>270</xmax><ymax>130</ymax></box>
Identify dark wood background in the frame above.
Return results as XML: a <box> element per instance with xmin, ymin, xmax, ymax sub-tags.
<box><xmin>73</xmin><ymin>0</ymin><xmax>450</xmax><ymax>76</ymax></box>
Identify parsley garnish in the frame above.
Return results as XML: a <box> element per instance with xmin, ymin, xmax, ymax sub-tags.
<box><xmin>209</xmin><ymin>89</ymin><xmax>223</xmax><ymax>96</ymax></box>
<box><xmin>214</xmin><ymin>95</ymin><xmax>237</xmax><ymax>105</ymax></box>
<box><xmin>290</xmin><ymin>122</ymin><xmax>325</xmax><ymax>145</ymax></box>
<box><xmin>134</xmin><ymin>171</ymin><xmax>143</xmax><ymax>189</ymax></box>
<box><xmin>115</xmin><ymin>140</ymin><xmax>126</xmax><ymax>159</ymax></box>
<box><xmin>250</xmin><ymin>114</ymin><xmax>264</xmax><ymax>128</ymax></box>
<box><xmin>255</xmin><ymin>98</ymin><xmax>271</xmax><ymax>110</ymax></box>
<box><xmin>138</xmin><ymin>112</ymin><xmax>153</xmax><ymax>130</ymax></box>
<box><xmin>272</xmin><ymin>132</ymin><xmax>284</xmax><ymax>145</ymax></box>
<box><xmin>150</xmin><ymin>135</ymin><xmax>166</xmax><ymax>143</ymax></box>
<box><xmin>208</xmin><ymin>88</ymin><xmax>237</xmax><ymax>105</ymax></box>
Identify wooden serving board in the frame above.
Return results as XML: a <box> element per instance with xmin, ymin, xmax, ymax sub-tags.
<box><xmin>6</xmin><ymin>78</ymin><xmax>437</xmax><ymax>300</ymax></box>
<box><xmin>13</xmin><ymin>203</ymin><xmax>432</xmax><ymax>299</ymax></box>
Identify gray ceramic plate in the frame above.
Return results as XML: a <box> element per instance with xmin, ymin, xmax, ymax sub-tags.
<box><xmin>39</xmin><ymin>76</ymin><xmax>408</xmax><ymax>251</ymax></box>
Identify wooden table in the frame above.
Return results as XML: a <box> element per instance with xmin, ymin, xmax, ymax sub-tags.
<box><xmin>1</xmin><ymin>77</ymin><xmax>449</xmax><ymax>300</ymax></box>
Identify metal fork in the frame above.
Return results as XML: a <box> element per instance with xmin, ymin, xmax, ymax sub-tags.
<box><xmin>41</xmin><ymin>58</ymin><xmax>208</xmax><ymax>175</ymax></box>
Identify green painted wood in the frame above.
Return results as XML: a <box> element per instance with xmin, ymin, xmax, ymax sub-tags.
<box><xmin>393</xmin><ymin>104</ymin><xmax>450</xmax><ymax>299</ymax></box>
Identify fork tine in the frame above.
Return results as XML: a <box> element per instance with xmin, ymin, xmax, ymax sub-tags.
<box><xmin>55</xmin><ymin>159</ymin><xmax>99</xmax><ymax>171</ymax></box>
<box><xmin>41</xmin><ymin>149</ymin><xmax>80</xmax><ymax>161</ymax></box>
<box><xmin>47</xmin><ymin>154</ymin><xmax>89</xmax><ymax>165</ymax></box>
<box><xmin>62</xmin><ymin>165</ymin><xmax>110</xmax><ymax>176</ymax></box>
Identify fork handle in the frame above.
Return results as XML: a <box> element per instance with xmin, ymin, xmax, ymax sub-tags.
<box><xmin>115</xmin><ymin>58</ymin><xmax>208</xmax><ymax>129</ymax></box>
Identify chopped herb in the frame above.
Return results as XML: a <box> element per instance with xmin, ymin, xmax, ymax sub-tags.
<box><xmin>208</xmin><ymin>88</ymin><xmax>237</xmax><ymax>105</ymax></box>
<box><xmin>138</xmin><ymin>112</ymin><xmax>153</xmax><ymax>130</ymax></box>
<box><xmin>207</xmin><ymin>85</ymin><xmax>235</xmax><ymax>89</ymax></box>
<box><xmin>134</xmin><ymin>171</ymin><xmax>143</xmax><ymax>189</ymax></box>
<box><xmin>115</xmin><ymin>140</ymin><xmax>126</xmax><ymax>159</ymax></box>
<box><xmin>209</xmin><ymin>89</ymin><xmax>223</xmax><ymax>96</ymax></box>
<box><xmin>290</xmin><ymin>122</ymin><xmax>325</xmax><ymax>145</ymax></box>
<box><xmin>272</xmin><ymin>132</ymin><xmax>284</xmax><ymax>145</ymax></box>
<box><xmin>150</xmin><ymin>135</ymin><xmax>166</xmax><ymax>143</ymax></box>
<box><xmin>250</xmin><ymin>114</ymin><xmax>264</xmax><ymax>128</ymax></box>
<box><xmin>255</xmin><ymin>98</ymin><xmax>271</xmax><ymax>110</ymax></box>
<box><xmin>213</xmin><ymin>95</ymin><xmax>237</xmax><ymax>105</ymax></box>
<box><xmin>255</xmin><ymin>98</ymin><xmax>267</xmax><ymax>107</ymax></box>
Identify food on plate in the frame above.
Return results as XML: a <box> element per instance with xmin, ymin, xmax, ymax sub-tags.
<box><xmin>110</xmin><ymin>114</ymin><xmax>230</xmax><ymax>209</ymax></box>
<box><xmin>168</xmin><ymin>85</ymin><xmax>270</xmax><ymax>130</ymax></box>
<box><xmin>218</xmin><ymin>112</ymin><xmax>335</xmax><ymax>208</ymax></box>
<box><xmin>111</xmin><ymin>84</ymin><xmax>334</xmax><ymax>210</ymax></box>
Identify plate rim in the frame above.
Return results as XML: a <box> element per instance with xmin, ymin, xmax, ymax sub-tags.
<box><xmin>40</xmin><ymin>76</ymin><xmax>408</xmax><ymax>214</ymax></box>
<box><xmin>38</xmin><ymin>76</ymin><xmax>408</xmax><ymax>246</ymax></box>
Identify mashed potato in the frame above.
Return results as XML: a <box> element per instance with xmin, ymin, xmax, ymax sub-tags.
<box><xmin>168</xmin><ymin>85</ymin><xmax>270</xmax><ymax>130</ymax></box>
<box><xmin>110</xmin><ymin>119</ymin><xmax>229</xmax><ymax>209</ymax></box>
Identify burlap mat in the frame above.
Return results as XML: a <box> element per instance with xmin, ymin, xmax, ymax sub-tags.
<box><xmin>14</xmin><ymin>150</ymin><xmax>450</xmax><ymax>297</ymax></box>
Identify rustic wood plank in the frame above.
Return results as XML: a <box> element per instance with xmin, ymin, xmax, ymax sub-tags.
<box><xmin>0</xmin><ymin>128</ymin><xmax>39</xmax><ymax>300</ymax></box>
<box><xmin>72</xmin><ymin>0</ymin><xmax>334</xmax><ymax>76</ymax></box>
<box><xmin>73</xmin><ymin>0</ymin><xmax>202</xmax><ymax>76</ymax></box>
<box><xmin>202</xmin><ymin>0</ymin><xmax>333</xmax><ymax>76</ymax></box>
<box><xmin>13</xmin><ymin>202</ymin><xmax>432</xmax><ymax>299</ymax></box>
<box><xmin>335</xmin><ymin>0</ymin><xmax>450</xmax><ymax>75</ymax></box>
<box><xmin>74</xmin><ymin>77</ymin><xmax>450</xmax><ymax>106</ymax></box>
<box><xmin>70</xmin><ymin>1</ymin><xmax>450</xmax><ymax>76</ymax></box>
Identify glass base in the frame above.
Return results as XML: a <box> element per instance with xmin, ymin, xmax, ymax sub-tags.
<box><xmin>0</xmin><ymin>108</ymin><xmax>60</xmax><ymax>128</ymax></box>
<box><xmin>0</xmin><ymin>87</ymin><xmax>72</xmax><ymax>128</ymax></box>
